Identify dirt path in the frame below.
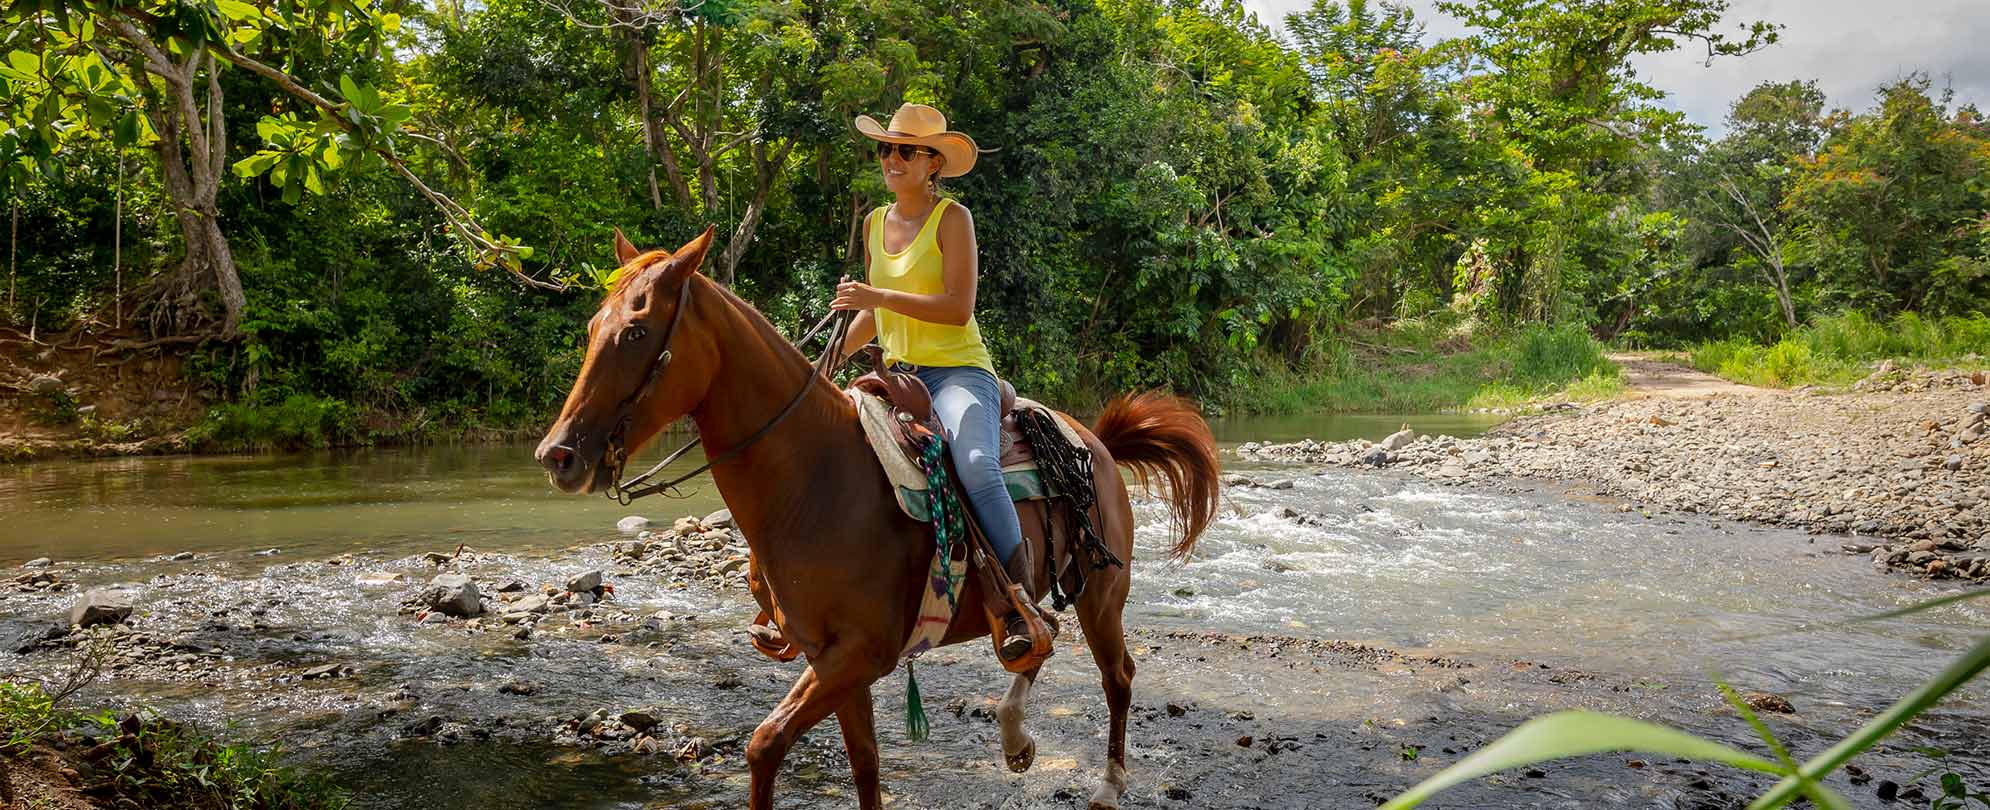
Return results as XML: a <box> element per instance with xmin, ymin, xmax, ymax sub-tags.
<box><xmin>1606</xmin><ymin>352</ymin><xmax>1763</xmax><ymax>398</ymax></box>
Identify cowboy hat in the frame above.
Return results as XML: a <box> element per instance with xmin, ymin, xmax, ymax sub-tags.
<box><xmin>854</xmin><ymin>103</ymin><xmax>978</xmax><ymax>178</ymax></box>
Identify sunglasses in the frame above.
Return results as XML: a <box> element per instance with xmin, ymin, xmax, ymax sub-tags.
<box><xmin>874</xmin><ymin>142</ymin><xmax>937</xmax><ymax>161</ymax></box>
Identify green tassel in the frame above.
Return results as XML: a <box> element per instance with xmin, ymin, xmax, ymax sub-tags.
<box><xmin>905</xmin><ymin>660</ymin><xmax>930</xmax><ymax>742</ymax></box>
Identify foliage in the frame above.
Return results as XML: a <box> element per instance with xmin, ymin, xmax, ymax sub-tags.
<box><xmin>1691</xmin><ymin>311</ymin><xmax>1990</xmax><ymax>388</ymax></box>
<box><xmin>1</xmin><ymin>0</ymin><xmax>1986</xmax><ymax>433</ymax></box>
<box><xmin>1226</xmin><ymin>318</ymin><xmax>1618</xmax><ymax>414</ymax></box>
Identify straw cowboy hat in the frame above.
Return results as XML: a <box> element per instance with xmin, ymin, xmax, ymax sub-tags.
<box><xmin>854</xmin><ymin>103</ymin><xmax>979</xmax><ymax>178</ymax></box>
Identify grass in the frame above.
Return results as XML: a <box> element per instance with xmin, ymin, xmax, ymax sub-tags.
<box><xmin>1690</xmin><ymin>311</ymin><xmax>1990</xmax><ymax>388</ymax></box>
<box><xmin>1225</xmin><ymin>316</ymin><xmax>1623</xmax><ymax>415</ymax></box>
<box><xmin>0</xmin><ymin>678</ymin><xmax>347</xmax><ymax>810</ymax></box>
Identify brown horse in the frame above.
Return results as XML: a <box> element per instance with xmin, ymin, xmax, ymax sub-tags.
<box><xmin>535</xmin><ymin>227</ymin><xmax>1221</xmax><ymax>810</ymax></box>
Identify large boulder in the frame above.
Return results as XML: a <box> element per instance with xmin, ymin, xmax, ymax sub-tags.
<box><xmin>69</xmin><ymin>590</ymin><xmax>134</xmax><ymax>628</ymax></box>
<box><xmin>1380</xmin><ymin>428</ymin><xmax>1417</xmax><ymax>451</ymax></box>
<box><xmin>701</xmin><ymin>509</ymin><xmax>734</xmax><ymax>530</ymax></box>
<box><xmin>421</xmin><ymin>574</ymin><xmax>482</xmax><ymax>617</ymax></box>
<box><xmin>565</xmin><ymin>570</ymin><xmax>604</xmax><ymax>594</ymax></box>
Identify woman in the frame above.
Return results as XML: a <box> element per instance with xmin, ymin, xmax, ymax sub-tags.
<box><xmin>830</xmin><ymin>102</ymin><xmax>1035</xmax><ymax>662</ymax></box>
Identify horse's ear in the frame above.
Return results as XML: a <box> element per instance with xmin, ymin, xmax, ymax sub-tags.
<box><xmin>613</xmin><ymin>227</ymin><xmax>639</xmax><ymax>267</ymax></box>
<box><xmin>661</xmin><ymin>225</ymin><xmax>718</xmax><ymax>283</ymax></box>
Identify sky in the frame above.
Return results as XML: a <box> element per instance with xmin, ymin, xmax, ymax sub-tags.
<box><xmin>1239</xmin><ymin>0</ymin><xmax>1990</xmax><ymax>132</ymax></box>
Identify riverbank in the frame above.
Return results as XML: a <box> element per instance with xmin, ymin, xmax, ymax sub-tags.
<box><xmin>1240</xmin><ymin>365</ymin><xmax>1990</xmax><ymax>581</ymax></box>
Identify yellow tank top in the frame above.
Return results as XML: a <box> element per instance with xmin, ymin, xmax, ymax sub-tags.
<box><xmin>866</xmin><ymin>198</ymin><xmax>995</xmax><ymax>373</ymax></box>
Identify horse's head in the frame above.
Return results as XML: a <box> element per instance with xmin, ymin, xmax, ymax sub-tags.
<box><xmin>535</xmin><ymin>226</ymin><xmax>721</xmax><ymax>494</ymax></box>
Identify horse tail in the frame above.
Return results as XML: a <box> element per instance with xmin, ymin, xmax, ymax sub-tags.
<box><xmin>1091</xmin><ymin>391</ymin><xmax>1222</xmax><ymax>562</ymax></box>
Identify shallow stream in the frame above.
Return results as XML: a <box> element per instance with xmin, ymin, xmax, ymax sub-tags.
<box><xmin>1</xmin><ymin>413</ymin><xmax>1984</xmax><ymax>808</ymax></box>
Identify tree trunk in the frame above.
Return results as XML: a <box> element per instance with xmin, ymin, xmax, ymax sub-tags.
<box><xmin>629</xmin><ymin>27</ymin><xmax>691</xmax><ymax>211</ymax></box>
<box><xmin>716</xmin><ymin>138</ymin><xmax>794</xmax><ymax>286</ymax></box>
<box><xmin>122</xmin><ymin>41</ymin><xmax>243</xmax><ymax>337</ymax></box>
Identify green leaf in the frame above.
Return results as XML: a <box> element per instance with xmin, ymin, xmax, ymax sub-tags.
<box><xmin>1381</xmin><ymin>711</ymin><xmax>1785</xmax><ymax>809</ymax></box>
<box><xmin>114</xmin><ymin>110</ymin><xmax>139</xmax><ymax>146</ymax></box>
<box><xmin>338</xmin><ymin>74</ymin><xmax>360</xmax><ymax>104</ymax></box>
<box><xmin>214</xmin><ymin>0</ymin><xmax>259</xmax><ymax>22</ymax></box>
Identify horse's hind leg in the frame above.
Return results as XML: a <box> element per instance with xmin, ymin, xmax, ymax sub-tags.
<box><xmin>835</xmin><ymin>688</ymin><xmax>883</xmax><ymax>809</ymax></box>
<box><xmin>1076</xmin><ymin>576</ymin><xmax>1135</xmax><ymax>810</ymax></box>
<box><xmin>997</xmin><ymin>665</ymin><xmax>1042</xmax><ymax>772</ymax></box>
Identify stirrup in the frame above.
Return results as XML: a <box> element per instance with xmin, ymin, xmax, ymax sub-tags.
<box><xmin>999</xmin><ymin>614</ymin><xmax>1035</xmax><ymax>662</ymax></box>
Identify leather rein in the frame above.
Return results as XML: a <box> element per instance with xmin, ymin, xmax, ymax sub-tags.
<box><xmin>602</xmin><ymin>276</ymin><xmax>853</xmax><ymax>505</ymax></box>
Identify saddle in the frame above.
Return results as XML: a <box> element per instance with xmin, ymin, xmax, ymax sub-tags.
<box><xmin>843</xmin><ymin>346</ymin><xmax>1085</xmax><ymax>672</ymax></box>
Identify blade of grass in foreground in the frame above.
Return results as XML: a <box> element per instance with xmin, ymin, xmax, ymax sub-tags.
<box><xmin>1380</xmin><ymin>711</ymin><xmax>1786</xmax><ymax>810</ymax></box>
<box><xmin>1747</xmin><ymin>634</ymin><xmax>1990</xmax><ymax>810</ymax></box>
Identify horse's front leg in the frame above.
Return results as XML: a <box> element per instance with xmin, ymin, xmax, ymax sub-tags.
<box><xmin>746</xmin><ymin>657</ymin><xmax>874</xmax><ymax>809</ymax></box>
<box><xmin>835</xmin><ymin>687</ymin><xmax>883</xmax><ymax>809</ymax></box>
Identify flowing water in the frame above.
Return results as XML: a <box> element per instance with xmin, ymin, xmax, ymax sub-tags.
<box><xmin>0</xmin><ymin>413</ymin><xmax>1984</xmax><ymax>809</ymax></box>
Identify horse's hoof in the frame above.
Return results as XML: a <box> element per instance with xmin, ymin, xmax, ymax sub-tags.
<box><xmin>1005</xmin><ymin>738</ymin><xmax>1036</xmax><ymax>773</ymax></box>
<box><xmin>1087</xmin><ymin>779</ymin><xmax>1125</xmax><ymax>810</ymax></box>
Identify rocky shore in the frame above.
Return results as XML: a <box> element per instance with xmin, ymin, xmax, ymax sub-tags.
<box><xmin>1239</xmin><ymin>368</ymin><xmax>1990</xmax><ymax>581</ymax></box>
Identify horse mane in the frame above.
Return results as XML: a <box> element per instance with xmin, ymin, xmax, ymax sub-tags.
<box><xmin>605</xmin><ymin>249</ymin><xmax>676</xmax><ymax>303</ymax></box>
<box><xmin>698</xmin><ymin>276</ymin><xmax>819</xmax><ymax>373</ymax></box>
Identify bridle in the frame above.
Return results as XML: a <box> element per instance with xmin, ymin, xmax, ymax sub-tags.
<box><xmin>599</xmin><ymin>273</ymin><xmax>852</xmax><ymax>504</ymax></box>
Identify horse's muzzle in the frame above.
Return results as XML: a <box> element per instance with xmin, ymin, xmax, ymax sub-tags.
<box><xmin>535</xmin><ymin>427</ymin><xmax>607</xmax><ymax>494</ymax></box>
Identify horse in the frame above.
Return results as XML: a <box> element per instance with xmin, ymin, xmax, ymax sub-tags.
<box><xmin>535</xmin><ymin>226</ymin><xmax>1221</xmax><ymax>810</ymax></box>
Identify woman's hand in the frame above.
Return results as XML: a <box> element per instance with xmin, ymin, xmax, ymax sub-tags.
<box><xmin>831</xmin><ymin>279</ymin><xmax>887</xmax><ymax>311</ymax></box>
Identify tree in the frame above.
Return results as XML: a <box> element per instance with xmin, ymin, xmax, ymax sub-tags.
<box><xmin>1693</xmin><ymin>80</ymin><xmax>1829</xmax><ymax>328</ymax></box>
<box><xmin>2</xmin><ymin>0</ymin><xmax>542</xmax><ymax>338</ymax></box>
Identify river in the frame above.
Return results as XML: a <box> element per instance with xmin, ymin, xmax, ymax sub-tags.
<box><xmin>1</xmin><ymin>413</ymin><xmax>1984</xmax><ymax>808</ymax></box>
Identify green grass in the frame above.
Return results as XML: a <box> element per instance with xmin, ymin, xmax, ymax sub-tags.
<box><xmin>185</xmin><ymin>393</ymin><xmax>361</xmax><ymax>452</ymax></box>
<box><xmin>1690</xmin><ymin>311</ymin><xmax>1990</xmax><ymax>388</ymax></box>
<box><xmin>1226</xmin><ymin>318</ymin><xmax>1622</xmax><ymax>415</ymax></box>
<box><xmin>0</xmin><ymin>680</ymin><xmax>347</xmax><ymax>809</ymax></box>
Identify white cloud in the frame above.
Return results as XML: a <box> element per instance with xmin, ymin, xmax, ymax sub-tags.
<box><xmin>1240</xmin><ymin>0</ymin><xmax>1990</xmax><ymax>131</ymax></box>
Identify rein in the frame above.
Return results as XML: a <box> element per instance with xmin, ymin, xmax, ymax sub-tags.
<box><xmin>603</xmin><ymin>279</ymin><xmax>854</xmax><ymax>504</ymax></box>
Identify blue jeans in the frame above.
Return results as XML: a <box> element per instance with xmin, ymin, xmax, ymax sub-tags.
<box><xmin>909</xmin><ymin>364</ymin><xmax>1024</xmax><ymax>564</ymax></box>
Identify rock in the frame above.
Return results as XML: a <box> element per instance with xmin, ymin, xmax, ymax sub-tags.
<box><xmin>498</xmin><ymin>680</ymin><xmax>537</xmax><ymax>696</ymax></box>
<box><xmin>571</xmin><ymin>591</ymin><xmax>598</xmax><ymax>607</ymax></box>
<box><xmin>510</xmin><ymin>594</ymin><xmax>551</xmax><ymax>614</ymax></box>
<box><xmin>254</xmin><ymin>548</ymin><xmax>282</xmax><ymax>557</ymax></box>
<box><xmin>702</xmin><ymin>509</ymin><xmax>733</xmax><ymax>530</ymax></box>
<box><xmin>28</xmin><ymin>374</ymin><xmax>62</xmax><ymax>393</ymax></box>
<box><xmin>422</xmin><ymin>551</ymin><xmax>454</xmax><ymax>565</ymax></box>
<box><xmin>1944</xmin><ymin>454</ymin><xmax>1964</xmax><ymax>471</ymax></box>
<box><xmin>301</xmin><ymin>663</ymin><xmax>348</xmax><ymax>680</ymax></box>
<box><xmin>565</xmin><ymin>571</ymin><xmax>604</xmax><ymax>593</ymax></box>
<box><xmin>673</xmin><ymin>516</ymin><xmax>704</xmax><ymax>535</ymax></box>
<box><xmin>355</xmin><ymin>572</ymin><xmax>407</xmax><ymax>586</ymax></box>
<box><xmin>1165</xmin><ymin>702</ymin><xmax>1187</xmax><ymax>717</ymax></box>
<box><xmin>23</xmin><ymin>558</ymin><xmax>51</xmax><ymax>568</ymax></box>
<box><xmin>1359</xmin><ymin>447</ymin><xmax>1391</xmax><ymax>467</ymax></box>
<box><xmin>1380</xmin><ymin>428</ymin><xmax>1416</xmax><ymax>451</ymax></box>
<box><xmin>617</xmin><ymin>516</ymin><xmax>651</xmax><ymax>533</ymax></box>
<box><xmin>419</xmin><ymin>611</ymin><xmax>451</xmax><ymax>625</ymax></box>
<box><xmin>420</xmin><ymin>574</ymin><xmax>482</xmax><ymax>617</ymax></box>
<box><xmin>1268</xmin><ymin>479</ymin><xmax>1295</xmax><ymax>490</ymax></box>
<box><xmin>69</xmin><ymin>590</ymin><xmax>134</xmax><ymax>628</ymax></box>
<box><xmin>1970</xmin><ymin>402</ymin><xmax>1989</xmax><ymax>415</ymax></box>
<box><xmin>619</xmin><ymin>709</ymin><xmax>661</xmax><ymax>733</ymax></box>
<box><xmin>167</xmin><ymin>551</ymin><xmax>195</xmax><ymax>562</ymax></box>
<box><xmin>1743</xmin><ymin>692</ymin><xmax>1794</xmax><ymax>714</ymax></box>
<box><xmin>496</xmin><ymin>580</ymin><xmax>527</xmax><ymax>593</ymax></box>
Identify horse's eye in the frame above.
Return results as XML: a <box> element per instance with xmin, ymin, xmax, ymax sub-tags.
<box><xmin>622</xmin><ymin>325</ymin><xmax>649</xmax><ymax>344</ymax></box>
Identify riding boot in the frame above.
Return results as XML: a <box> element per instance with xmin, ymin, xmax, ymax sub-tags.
<box><xmin>998</xmin><ymin>549</ymin><xmax>1038</xmax><ymax>663</ymax></box>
